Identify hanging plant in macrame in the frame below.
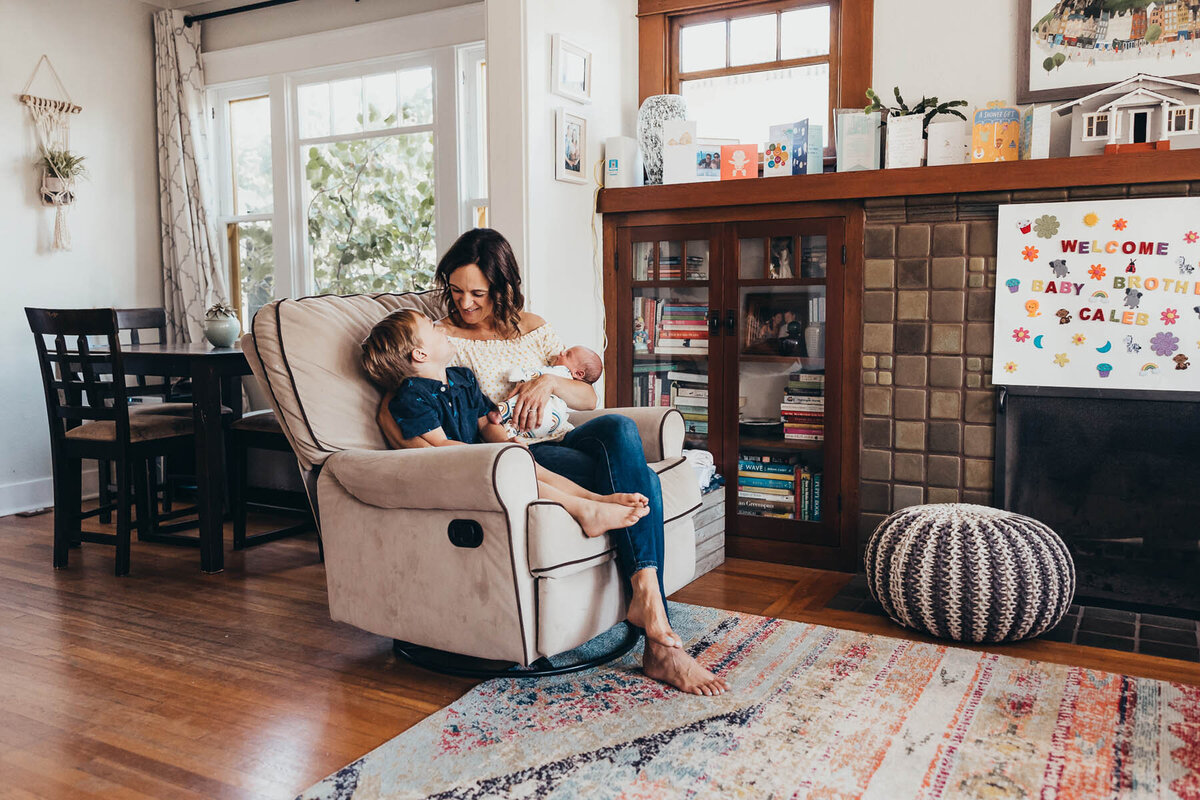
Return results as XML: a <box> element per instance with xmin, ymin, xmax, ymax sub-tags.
<box><xmin>20</xmin><ymin>55</ymin><xmax>83</xmax><ymax>251</ymax></box>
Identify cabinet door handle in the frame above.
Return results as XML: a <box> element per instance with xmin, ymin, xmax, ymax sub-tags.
<box><xmin>725</xmin><ymin>310</ymin><xmax>736</xmax><ymax>333</ymax></box>
<box><xmin>707</xmin><ymin>310</ymin><xmax>720</xmax><ymax>336</ymax></box>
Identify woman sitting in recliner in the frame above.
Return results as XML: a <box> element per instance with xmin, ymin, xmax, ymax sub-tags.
<box><xmin>377</xmin><ymin>228</ymin><xmax>728</xmax><ymax>697</ymax></box>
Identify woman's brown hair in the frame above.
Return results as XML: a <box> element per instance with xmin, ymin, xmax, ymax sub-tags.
<box><xmin>434</xmin><ymin>228</ymin><xmax>524</xmax><ymax>336</ymax></box>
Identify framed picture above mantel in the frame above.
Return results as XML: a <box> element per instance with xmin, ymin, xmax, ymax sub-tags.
<box><xmin>1018</xmin><ymin>0</ymin><xmax>1200</xmax><ymax>104</ymax></box>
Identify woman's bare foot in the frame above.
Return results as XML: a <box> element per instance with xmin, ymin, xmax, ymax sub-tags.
<box><xmin>643</xmin><ymin>640</ymin><xmax>729</xmax><ymax>696</ymax></box>
<box><xmin>626</xmin><ymin>570</ymin><xmax>683</xmax><ymax>649</ymax></box>
<box><xmin>602</xmin><ymin>492</ymin><xmax>648</xmax><ymax>508</ymax></box>
<box><xmin>576</xmin><ymin>499</ymin><xmax>648</xmax><ymax>538</ymax></box>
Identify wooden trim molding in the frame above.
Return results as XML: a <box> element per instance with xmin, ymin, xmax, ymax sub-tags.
<box><xmin>637</xmin><ymin>0</ymin><xmax>872</xmax><ymax>106</ymax></box>
<box><xmin>598</xmin><ymin>149</ymin><xmax>1200</xmax><ymax>214</ymax></box>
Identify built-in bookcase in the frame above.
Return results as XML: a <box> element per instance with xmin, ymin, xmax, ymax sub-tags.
<box><xmin>605</xmin><ymin>206</ymin><xmax>861</xmax><ymax>569</ymax></box>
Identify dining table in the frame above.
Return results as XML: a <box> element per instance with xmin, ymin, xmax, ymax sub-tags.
<box><xmin>121</xmin><ymin>341</ymin><xmax>251</xmax><ymax>573</ymax></box>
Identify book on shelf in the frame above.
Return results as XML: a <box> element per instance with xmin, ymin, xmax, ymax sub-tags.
<box><xmin>666</xmin><ymin>370</ymin><xmax>708</xmax><ymax>383</ymax></box>
<box><xmin>680</xmin><ymin>412</ymin><xmax>708</xmax><ymax>422</ymax></box>
<box><xmin>784</xmin><ymin>433</ymin><xmax>824</xmax><ymax>441</ymax></box>
<box><xmin>738</xmin><ymin>488</ymin><xmax>794</xmax><ymax>502</ymax></box>
<box><xmin>740</xmin><ymin>453</ymin><xmax>797</xmax><ymax>464</ymax></box>
<box><xmin>738</xmin><ymin>458</ymin><xmax>794</xmax><ymax>474</ymax></box>
<box><xmin>788</xmin><ymin>372</ymin><xmax>825</xmax><ymax>382</ymax></box>
<box><xmin>738</xmin><ymin>475</ymin><xmax>794</xmax><ymax>490</ymax></box>
<box><xmin>673</xmin><ymin>396</ymin><xmax>708</xmax><ymax>409</ymax></box>
<box><xmin>738</xmin><ymin>498</ymin><xmax>795</xmax><ymax>513</ymax></box>
<box><xmin>676</xmin><ymin>386</ymin><xmax>707</xmax><ymax>398</ymax></box>
<box><xmin>658</xmin><ymin>330</ymin><xmax>708</xmax><ymax>340</ymax></box>
<box><xmin>685</xmin><ymin>421</ymin><xmax>709</xmax><ymax>434</ymax></box>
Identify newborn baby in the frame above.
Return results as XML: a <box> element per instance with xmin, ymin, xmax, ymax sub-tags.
<box><xmin>493</xmin><ymin>345</ymin><xmax>603</xmax><ymax>440</ymax></box>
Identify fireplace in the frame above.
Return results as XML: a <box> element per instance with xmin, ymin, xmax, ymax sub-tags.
<box><xmin>995</xmin><ymin>387</ymin><xmax>1200</xmax><ymax>618</ymax></box>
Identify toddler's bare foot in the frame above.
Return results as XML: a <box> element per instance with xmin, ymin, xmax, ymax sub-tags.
<box><xmin>602</xmin><ymin>492</ymin><xmax>648</xmax><ymax>508</ymax></box>
<box><xmin>643</xmin><ymin>641</ymin><xmax>729</xmax><ymax>696</ymax></box>
<box><xmin>577</xmin><ymin>499</ymin><xmax>648</xmax><ymax>538</ymax></box>
<box><xmin>626</xmin><ymin>578</ymin><xmax>683</xmax><ymax>649</ymax></box>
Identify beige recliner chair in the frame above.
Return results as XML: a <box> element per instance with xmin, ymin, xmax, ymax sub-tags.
<box><xmin>241</xmin><ymin>292</ymin><xmax>702</xmax><ymax>671</ymax></box>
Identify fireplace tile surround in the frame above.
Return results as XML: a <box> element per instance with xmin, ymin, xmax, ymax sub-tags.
<box><xmin>855</xmin><ymin>181</ymin><xmax>1200</xmax><ymax>558</ymax></box>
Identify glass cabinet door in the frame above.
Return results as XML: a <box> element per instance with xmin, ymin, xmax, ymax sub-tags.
<box><xmin>730</xmin><ymin>221</ymin><xmax>840</xmax><ymax>543</ymax></box>
<box><xmin>622</xmin><ymin>226</ymin><xmax>719</xmax><ymax>457</ymax></box>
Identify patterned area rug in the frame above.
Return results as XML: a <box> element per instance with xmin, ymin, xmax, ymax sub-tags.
<box><xmin>298</xmin><ymin>603</ymin><xmax>1200</xmax><ymax>799</ymax></box>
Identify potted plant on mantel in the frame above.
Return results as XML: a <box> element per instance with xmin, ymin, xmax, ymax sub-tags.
<box><xmin>865</xmin><ymin>87</ymin><xmax>968</xmax><ymax>168</ymax></box>
<box><xmin>38</xmin><ymin>148</ymin><xmax>87</xmax><ymax>205</ymax></box>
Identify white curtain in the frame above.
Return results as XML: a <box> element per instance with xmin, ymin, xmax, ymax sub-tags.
<box><xmin>153</xmin><ymin>9</ymin><xmax>227</xmax><ymax>343</ymax></box>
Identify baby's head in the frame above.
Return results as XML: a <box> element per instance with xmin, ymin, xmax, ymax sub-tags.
<box><xmin>360</xmin><ymin>309</ymin><xmax>453</xmax><ymax>388</ymax></box>
<box><xmin>552</xmin><ymin>345</ymin><xmax>603</xmax><ymax>384</ymax></box>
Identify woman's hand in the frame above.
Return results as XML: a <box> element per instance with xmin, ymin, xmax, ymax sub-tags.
<box><xmin>505</xmin><ymin>373</ymin><xmax>557</xmax><ymax>432</ymax></box>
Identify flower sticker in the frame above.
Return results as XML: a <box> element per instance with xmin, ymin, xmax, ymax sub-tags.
<box><xmin>1162</xmin><ymin>308</ymin><xmax>1180</xmax><ymax>325</ymax></box>
<box><xmin>1053</xmin><ymin>352</ymin><xmax>1070</xmax><ymax>367</ymax></box>
<box><xmin>1185</xmin><ymin>231</ymin><xmax>1198</xmax><ymax>244</ymax></box>
<box><xmin>1033</xmin><ymin>214</ymin><xmax>1060</xmax><ymax>239</ymax></box>
<box><xmin>1022</xmin><ymin>245</ymin><xmax>1039</xmax><ymax>262</ymax></box>
<box><xmin>1113</xmin><ymin>218</ymin><xmax>1128</xmax><ymax>231</ymax></box>
<box><xmin>1004</xmin><ymin>361</ymin><xmax>1018</xmax><ymax>373</ymax></box>
<box><xmin>1150</xmin><ymin>331</ymin><xmax>1180</xmax><ymax>357</ymax></box>
<box><xmin>1088</xmin><ymin>264</ymin><xmax>1106</xmax><ymax>280</ymax></box>
<box><xmin>1083</xmin><ymin>212</ymin><xmax>1100</xmax><ymax>227</ymax></box>
<box><xmin>1072</xmin><ymin>333</ymin><xmax>1087</xmax><ymax>346</ymax></box>
<box><xmin>1012</xmin><ymin>327</ymin><xmax>1030</xmax><ymax>343</ymax></box>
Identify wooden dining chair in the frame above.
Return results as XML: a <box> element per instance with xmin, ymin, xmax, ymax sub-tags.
<box><xmin>26</xmin><ymin>307</ymin><xmax>196</xmax><ymax>576</ymax></box>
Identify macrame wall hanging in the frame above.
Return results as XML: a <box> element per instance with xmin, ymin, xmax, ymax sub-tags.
<box><xmin>20</xmin><ymin>55</ymin><xmax>83</xmax><ymax>251</ymax></box>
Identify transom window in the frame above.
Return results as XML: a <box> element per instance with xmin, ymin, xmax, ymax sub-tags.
<box><xmin>671</xmin><ymin>1</ymin><xmax>836</xmax><ymax>149</ymax></box>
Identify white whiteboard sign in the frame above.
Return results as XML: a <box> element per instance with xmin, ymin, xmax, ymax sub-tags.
<box><xmin>993</xmin><ymin>198</ymin><xmax>1200</xmax><ymax>392</ymax></box>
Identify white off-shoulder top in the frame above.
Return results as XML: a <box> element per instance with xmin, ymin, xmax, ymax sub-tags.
<box><xmin>449</xmin><ymin>324</ymin><xmax>569</xmax><ymax>440</ymax></box>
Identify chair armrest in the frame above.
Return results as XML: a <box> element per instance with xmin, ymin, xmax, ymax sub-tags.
<box><xmin>321</xmin><ymin>443</ymin><xmax>539</xmax><ymax>512</ymax></box>
<box><xmin>568</xmin><ymin>406</ymin><xmax>685</xmax><ymax>461</ymax></box>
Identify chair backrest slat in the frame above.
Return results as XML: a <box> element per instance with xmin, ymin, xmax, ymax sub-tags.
<box><xmin>115</xmin><ymin>307</ymin><xmax>170</xmax><ymax>396</ymax></box>
<box><xmin>26</xmin><ymin>308</ymin><xmax>130</xmax><ymax>442</ymax></box>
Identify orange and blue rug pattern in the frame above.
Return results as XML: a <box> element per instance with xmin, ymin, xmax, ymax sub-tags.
<box><xmin>299</xmin><ymin>603</ymin><xmax>1200</xmax><ymax>799</ymax></box>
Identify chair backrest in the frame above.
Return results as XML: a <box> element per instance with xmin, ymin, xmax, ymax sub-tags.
<box><xmin>242</xmin><ymin>291</ymin><xmax>448</xmax><ymax>471</ymax></box>
<box><xmin>26</xmin><ymin>307</ymin><xmax>131</xmax><ymax>444</ymax></box>
<box><xmin>115</xmin><ymin>307</ymin><xmax>172</xmax><ymax>399</ymax></box>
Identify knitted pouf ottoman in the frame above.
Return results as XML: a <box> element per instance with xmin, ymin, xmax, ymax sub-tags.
<box><xmin>864</xmin><ymin>503</ymin><xmax>1075</xmax><ymax>643</ymax></box>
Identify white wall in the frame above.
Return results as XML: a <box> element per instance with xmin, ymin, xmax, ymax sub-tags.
<box><xmin>873</xmin><ymin>1</ymin><xmax>1019</xmax><ymax>113</ymax></box>
<box><xmin>0</xmin><ymin>0</ymin><xmax>163</xmax><ymax>515</ymax></box>
<box><xmin>487</xmin><ymin>0</ymin><xmax>639</xmax><ymax>380</ymax></box>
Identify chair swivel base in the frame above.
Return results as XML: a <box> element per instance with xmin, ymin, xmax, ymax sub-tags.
<box><xmin>392</xmin><ymin>623</ymin><xmax>641</xmax><ymax>679</ymax></box>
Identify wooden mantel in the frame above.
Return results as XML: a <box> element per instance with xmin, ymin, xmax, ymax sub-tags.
<box><xmin>597</xmin><ymin>150</ymin><xmax>1200</xmax><ymax>214</ymax></box>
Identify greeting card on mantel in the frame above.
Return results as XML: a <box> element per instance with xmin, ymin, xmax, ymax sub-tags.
<box><xmin>721</xmin><ymin>143</ymin><xmax>757</xmax><ymax>180</ymax></box>
<box><xmin>765</xmin><ymin>120</ymin><xmax>807</xmax><ymax>177</ymax></box>
<box><xmin>885</xmin><ymin>114</ymin><xmax>924</xmax><ymax>169</ymax></box>
<box><xmin>992</xmin><ymin>197</ymin><xmax>1200</xmax><ymax>393</ymax></box>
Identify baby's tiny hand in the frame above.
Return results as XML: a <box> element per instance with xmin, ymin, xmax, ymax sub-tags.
<box><xmin>487</xmin><ymin>409</ymin><xmax>503</xmax><ymax>425</ymax></box>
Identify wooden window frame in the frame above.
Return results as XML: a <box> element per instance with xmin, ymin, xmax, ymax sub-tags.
<box><xmin>638</xmin><ymin>0</ymin><xmax>872</xmax><ymax>126</ymax></box>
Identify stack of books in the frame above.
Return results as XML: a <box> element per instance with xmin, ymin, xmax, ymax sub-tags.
<box><xmin>632</xmin><ymin>361</ymin><xmax>679</xmax><ymax>407</ymax></box>
<box><xmin>685</xmin><ymin>253</ymin><xmax>707</xmax><ymax>280</ymax></box>
<box><xmin>782</xmin><ymin>372</ymin><xmax>824</xmax><ymax>441</ymax></box>
<box><xmin>655</xmin><ymin>301</ymin><xmax>708</xmax><ymax>355</ymax></box>
<box><xmin>737</xmin><ymin>455</ymin><xmax>797</xmax><ymax>518</ymax></box>
<box><xmin>670</xmin><ymin>377</ymin><xmax>707</xmax><ymax>436</ymax></box>
<box><xmin>659</xmin><ymin>254</ymin><xmax>683</xmax><ymax>280</ymax></box>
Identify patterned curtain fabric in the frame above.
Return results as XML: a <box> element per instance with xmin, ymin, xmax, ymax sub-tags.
<box><xmin>153</xmin><ymin>10</ymin><xmax>227</xmax><ymax>343</ymax></box>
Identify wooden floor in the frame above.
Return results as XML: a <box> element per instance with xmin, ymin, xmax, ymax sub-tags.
<box><xmin>1</xmin><ymin>511</ymin><xmax>1197</xmax><ymax>799</ymax></box>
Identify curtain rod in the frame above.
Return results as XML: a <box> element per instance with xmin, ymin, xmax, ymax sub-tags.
<box><xmin>184</xmin><ymin>0</ymin><xmax>306</xmax><ymax>27</ymax></box>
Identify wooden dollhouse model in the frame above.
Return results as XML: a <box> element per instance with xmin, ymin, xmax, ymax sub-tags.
<box><xmin>1054</xmin><ymin>73</ymin><xmax>1200</xmax><ymax>156</ymax></box>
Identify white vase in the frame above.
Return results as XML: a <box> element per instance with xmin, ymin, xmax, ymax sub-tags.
<box><xmin>203</xmin><ymin>315</ymin><xmax>240</xmax><ymax>348</ymax></box>
<box><xmin>804</xmin><ymin>323</ymin><xmax>824</xmax><ymax>360</ymax></box>
<box><xmin>636</xmin><ymin>94</ymin><xmax>687</xmax><ymax>186</ymax></box>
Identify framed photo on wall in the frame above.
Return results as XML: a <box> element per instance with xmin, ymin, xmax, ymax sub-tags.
<box><xmin>555</xmin><ymin>107</ymin><xmax>587</xmax><ymax>184</ymax></box>
<box><xmin>1018</xmin><ymin>0</ymin><xmax>1200</xmax><ymax>103</ymax></box>
<box><xmin>551</xmin><ymin>34</ymin><xmax>591</xmax><ymax>104</ymax></box>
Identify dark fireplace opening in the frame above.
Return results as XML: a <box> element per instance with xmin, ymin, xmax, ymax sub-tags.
<box><xmin>996</xmin><ymin>388</ymin><xmax>1200</xmax><ymax>619</ymax></box>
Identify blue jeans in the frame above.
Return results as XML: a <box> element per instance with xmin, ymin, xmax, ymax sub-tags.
<box><xmin>529</xmin><ymin>414</ymin><xmax>667</xmax><ymax>610</ymax></box>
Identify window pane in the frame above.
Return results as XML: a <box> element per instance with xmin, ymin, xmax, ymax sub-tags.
<box><xmin>229</xmin><ymin>96</ymin><xmax>272</xmax><ymax>215</ymax></box>
<box><xmin>331</xmin><ymin>77</ymin><xmax>363</xmax><ymax>135</ymax></box>
<box><xmin>363</xmin><ymin>72</ymin><xmax>398</xmax><ymax>130</ymax></box>
<box><xmin>680</xmin><ymin>21</ymin><xmax>726</xmax><ymax>73</ymax></box>
<box><xmin>682</xmin><ymin>63</ymin><xmax>830</xmax><ymax>148</ymax></box>
<box><xmin>233</xmin><ymin>221</ymin><xmax>274</xmax><ymax>331</ymax></box>
<box><xmin>730</xmin><ymin>14</ymin><xmax>777</xmax><ymax>67</ymax></box>
<box><xmin>304</xmin><ymin>132</ymin><xmax>436</xmax><ymax>295</ymax></box>
<box><xmin>298</xmin><ymin>82</ymin><xmax>330</xmax><ymax>139</ymax></box>
<box><xmin>781</xmin><ymin>6</ymin><xmax>830</xmax><ymax>59</ymax></box>
<box><xmin>398</xmin><ymin>66</ymin><xmax>434</xmax><ymax>125</ymax></box>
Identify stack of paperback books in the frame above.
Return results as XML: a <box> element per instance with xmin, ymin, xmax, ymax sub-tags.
<box><xmin>737</xmin><ymin>455</ymin><xmax>797</xmax><ymax>518</ymax></box>
<box><xmin>632</xmin><ymin>298</ymin><xmax>708</xmax><ymax>356</ymax></box>
<box><xmin>782</xmin><ymin>372</ymin><xmax>824</xmax><ymax>441</ymax></box>
<box><xmin>670</xmin><ymin>375</ymin><xmax>708</xmax><ymax>436</ymax></box>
